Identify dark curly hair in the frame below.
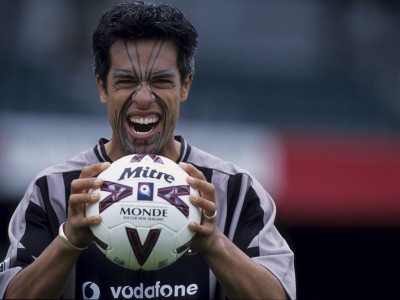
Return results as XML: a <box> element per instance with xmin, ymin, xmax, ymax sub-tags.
<box><xmin>92</xmin><ymin>1</ymin><xmax>198</xmax><ymax>87</ymax></box>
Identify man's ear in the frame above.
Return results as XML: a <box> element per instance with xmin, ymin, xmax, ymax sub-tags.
<box><xmin>96</xmin><ymin>75</ymin><xmax>108</xmax><ymax>104</ymax></box>
<box><xmin>180</xmin><ymin>73</ymin><xmax>193</xmax><ymax>102</ymax></box>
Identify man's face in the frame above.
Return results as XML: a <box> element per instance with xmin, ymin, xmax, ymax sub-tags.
<box><xmin>98</xmin><ymin>39</ymin><xmax>192</xmax><ymax>159</ymax></box>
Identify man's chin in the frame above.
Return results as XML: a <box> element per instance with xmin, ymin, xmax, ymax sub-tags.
<box><xmin>125</xmin><ymin>144</ymin><xmax>159</xmax><ymax>155</ymax></box>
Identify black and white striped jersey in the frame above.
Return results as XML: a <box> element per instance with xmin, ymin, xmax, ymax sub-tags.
<box><xmin>0</xmin><ymin>136</ymin><xmax>296</xmax><ymax>299</ymax></box>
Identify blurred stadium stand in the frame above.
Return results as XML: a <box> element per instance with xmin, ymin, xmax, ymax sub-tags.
<box><xmin>1</xmin><ymin>1</ymin><xmax>399</xmax><ymax>299</ymax></box>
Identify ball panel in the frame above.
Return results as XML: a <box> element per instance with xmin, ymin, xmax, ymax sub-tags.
<box><xmin>91</xmin><ymin>222</ymin><xmax>112</xmax><ymax>254</ymax></box>
<box><xmin>141</xmin><ymin>225</ymin><xmax>178</xmax><ymax>271</ymax></box>
<box><xmin>174</xmin><ymin>223</ymin><xmax>196</xmax><ymax>255</ymax></box>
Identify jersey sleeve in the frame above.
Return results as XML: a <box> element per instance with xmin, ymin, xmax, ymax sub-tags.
<box><xmin>0</xmin><ymin>177</ymin><xmax>61</xmax><ymax>298</ymax></box>
<box><xmin>230</xmin><ymin>174</ymin><xmax>297</xmax><ymax>300</ymax></box>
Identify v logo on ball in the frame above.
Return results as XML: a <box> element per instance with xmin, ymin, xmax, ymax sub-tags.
<box><xmin>125</xmin><ymin>228</ymin><xmax>161</xmax><ymax>267</ymax></box>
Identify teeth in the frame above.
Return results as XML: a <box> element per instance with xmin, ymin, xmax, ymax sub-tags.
<box><xmin>134</xmin><ymin>129</ymin><xmax>152</xmax><ymax>135</ymax></box>
<box><xmin>129</xmin><ymin>116</ymin><xmax>159</xmax><ymax>124</ymax></box>
<box><xmin>128</xmin><ymin>116</ymin><xmax>159</xmax><ymax>135</ymax></box>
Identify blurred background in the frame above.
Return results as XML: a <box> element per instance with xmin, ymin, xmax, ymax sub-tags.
<box><xmin>1</xmin><ymin>0</ymin><xmax>399</xmax><ymax>299</ymax></box>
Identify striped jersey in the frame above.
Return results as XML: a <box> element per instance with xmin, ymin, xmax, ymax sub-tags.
<box><xmin>0</xmin><ymin>137</ymin><xmax>296</xmax><ymax>299</ymax></box>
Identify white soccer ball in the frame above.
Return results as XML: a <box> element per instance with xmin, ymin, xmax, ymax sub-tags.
<box><xmin>86</xmin><ymin>154</ymin><xmax>201</xmax><ymax>271</ymax></box>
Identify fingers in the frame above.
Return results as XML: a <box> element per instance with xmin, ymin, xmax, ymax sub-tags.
<box><xmin>71</xmin><ymin>162</ymin><xmax>110</xmax><ymax>194</ymax></box>
<box><xmin>179</xmin><ymin>162</ymin><xmax>213</xmax><ymax>196</ymax></box>
<box><xmin>63</xmin><ymin>162</ymin><xmax>110</xmax><ymax>248</ymax></box>
<box><xmin>179</xmin><ymin>162</ymin><xmax>205</xmax><ymax>181</ymax></box>
<box><xmin>70</xmin><ymin>212</ymin><xmax>102</xmax><ymax>228</ymax></box>
<box><xmin>69</xmin><ymin>190</ymin><xmax>100</xmax><ymax>208</ymax></box>
<box><xmin>189</xmin><ymin>192</ymin><xmax>216</xmax><ymax>220</ymax></box>
<box><xmin>80</xmin><ymin>162</ymin><xmax>110</xmax><ymax>179</ymax></box>
<box><xmin>69</xmin><ymin>162</ymin><xmax>110</xmax><ymax>227</ymax></box>
<box><xmin>188</xmin><ymin>220</ymin><xmax>214</xmax><ymax>236</ymax></box>
<box><xmin>179</xmin><ymin>162</ymin><xmax>217</xmax><ymax>222</ymax></box>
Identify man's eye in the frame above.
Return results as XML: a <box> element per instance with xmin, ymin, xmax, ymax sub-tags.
<box><xmin>114</xmin><ymin>79</ymin><xmax>141</xmax><ymax>88</ymax></box>
<box><xmin>151</xmin><ymin>79</ymin><xmax>173</xmax><ymax>87</ymax></box>
<box><xmin>117</xmin><ymin>80</ymin><xmax>133</xmax><ymax>84</ymax></box>
<box><xmin>153</xmin><ymin>79</ymin><xmax>168</xmax><ymax>83</ymax></box>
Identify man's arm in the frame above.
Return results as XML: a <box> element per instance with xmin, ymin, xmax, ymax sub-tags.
<box><xmin>4</xmin><ymin>163</ymin><xmax>109</xmax><ymax>299</ymax></box>
<box><xmin>194</xmin><ymin>226</ymin><xmax>287</xmax><ymax>299</ymax></box>
<box><xmin>180</xmin><ymin>162</ymin><xmax>288</xmax><ymax>300</ymax></box>
<box><xmin>5</xmin><ymin>238</ymin><xmax>81</xmax><ymax>299</ymax></box>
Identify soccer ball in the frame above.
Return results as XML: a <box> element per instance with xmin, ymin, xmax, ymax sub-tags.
<box><xmin>86</xmin><ymin>154</ymin><xmax>201</xmax><ymax>271</ymax></box>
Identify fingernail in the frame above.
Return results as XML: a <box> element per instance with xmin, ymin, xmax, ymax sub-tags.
<box><xmin>188</xmin><ymin>220</ymin><xmax>197</xmax><ymax>231</ymax></box>
<box><xmin>91</xmin><ymin>192</ymin><xmax>100</xmax><ymax>200</ymax></box>
<box><xmin>94</xmin><ymin>178</ymin><xmax>103</xmax><ymax>185</ymax></box>
<box><xmin>102</xmin><ymin>162</ymin><xmax>111</xmax><ymax>168</ymax></box>
<box><xmin>190</xmin><ymin>194</ymin><xmax>198</xmax><ymax>203</ymax></box>
<box><xmin>187</xmin><ymin>176</ymin><xmax>195</xmax><ymax>184</ymax></box>
<box><xmin>92</xmin><ymin>215</ymin><xmax>102</xmax><ymax>223</ymax></box>
<box><xmin>179</xmin><ymin>162</ymin><xmax>187</xmax><ymax>168</ymax></box>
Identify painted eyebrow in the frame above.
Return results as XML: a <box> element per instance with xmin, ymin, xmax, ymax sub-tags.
<box><xmin>150</xmin><ymin>69</ymin><xmax>176</xmax><ymax>79</ymax></box>
<box><xmin>112</xmin><ymin>68</ymin><xmax>134</xmax><ymax>78</ymax></box>
<box><xmin>111</xmin><ymin>68</ymin><xmax>176</xmax><ymax>81</ymax></box>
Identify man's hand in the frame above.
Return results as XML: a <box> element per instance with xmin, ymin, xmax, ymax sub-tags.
<box><xmin>65</xmin><ymin>162</ymin><xmax>110</xmax><ymax>249</ymax></box>
<box><xmin>179</xmin><ymin>162</ymin><xmax>222</xmax><ymax>254</ymax></box>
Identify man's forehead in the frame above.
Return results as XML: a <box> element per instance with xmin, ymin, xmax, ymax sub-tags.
<box><xmin>110</xmin><ymin>38</ymin><xmax>178</xmax><ymax>60</ymax></box>
<box><xmin>107</xmin><ymin>38</ymin><xmax>180</xmax><ymax>82</ymax></box>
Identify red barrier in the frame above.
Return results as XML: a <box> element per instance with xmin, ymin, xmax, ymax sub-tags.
<box><xmin>275</xmin><ymin>131</ymin><xmax>400</xmax><ymax>227</ymax></box>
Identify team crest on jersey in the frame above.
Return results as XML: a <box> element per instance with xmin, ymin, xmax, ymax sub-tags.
<box><xmin>99</xmin><ymin>181</ymin><xmax>133</xmax><ymax>213</ymax></box>
<box><xmin>158</xmin><ymin>185</ymin><xmax>190</xmax><ymax>218</ymax></box>
<box><xmin>137</xmin><ymin>182</ymin><xmax>154</xmax><ymax>201</ymax></box>
<box><xmin>130</xmin><ymin>154</ymin><xmax>164</xmax><ymax>164</ymax></box>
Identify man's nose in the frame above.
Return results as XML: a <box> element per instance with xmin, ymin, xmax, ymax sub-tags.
<box><xmin>132</xmin><ymin>82</ymin><xmax>155</xmax><ymax>109</ymax></box>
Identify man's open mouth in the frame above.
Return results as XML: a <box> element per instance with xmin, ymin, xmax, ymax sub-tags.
<box><xmin>128</xmin><ymin>115</ymin><xmax>159</xmax><ymax>135</ymax></box>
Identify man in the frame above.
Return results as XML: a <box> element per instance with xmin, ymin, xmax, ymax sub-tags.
<box><xmin>0</xmin><ymin>1</ymin><xmax>296</xmax><ymax>299</ymax></box>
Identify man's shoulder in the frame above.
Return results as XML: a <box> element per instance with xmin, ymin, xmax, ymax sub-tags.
<box><xmin>187</xmin><ymin>145</ymin><xmax>249</xmax><ymax>177</ymax></box>
<box><xmin>35</xmin><ymin>145</ymin><xmax>101</xmax><ymax>180</ymax></box>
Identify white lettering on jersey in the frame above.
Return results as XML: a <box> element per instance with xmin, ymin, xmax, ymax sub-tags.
<box><xmin>83</xmin><ymin>281</ymin><xmax>198</xmax><ymax>299</ymax></box>
<box><xmin>82</xmin><ymin>281</ymin><xmax>101</xmax><ymax>300</ymax></box>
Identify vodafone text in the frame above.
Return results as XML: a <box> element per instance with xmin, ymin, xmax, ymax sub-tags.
<box><xmin>83</xmin><ymin>281</ymin><xmax>198</xmax><ymax>299</ymax></box>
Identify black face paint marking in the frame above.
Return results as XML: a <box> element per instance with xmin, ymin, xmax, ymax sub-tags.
<box><xmin>113</xmin><ymin>39</ymin><xmax>177</xmax><ymax>155</ymax></box>
<box><xmin>145</xmin><ymin>40</ymin><xmax>165</xmax><ymax>81</ymax></box>
<box><xmin>152</xmin><ymin>92</ymin><xmax>175</xmax><ymax>154</ymax></box>
<box><xmin>113</xmin><ymin>95</ymin><xmax>133</xmax><ymax>153</ymax></box>
<box><xmin>123</xmin><ymin>40</ymin><xmax>140</xmax><ymax>81</ymax></box>
<box><xmin>114</xmin><ymin>90</ymin><xmax>175</xmax><ymax>155</ymax></box>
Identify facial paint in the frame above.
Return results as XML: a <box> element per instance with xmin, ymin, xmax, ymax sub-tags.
<box><xmin>112</xmin><ymin>39</ymin><xmax>177</xmax><ymax>155</ymax></box>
